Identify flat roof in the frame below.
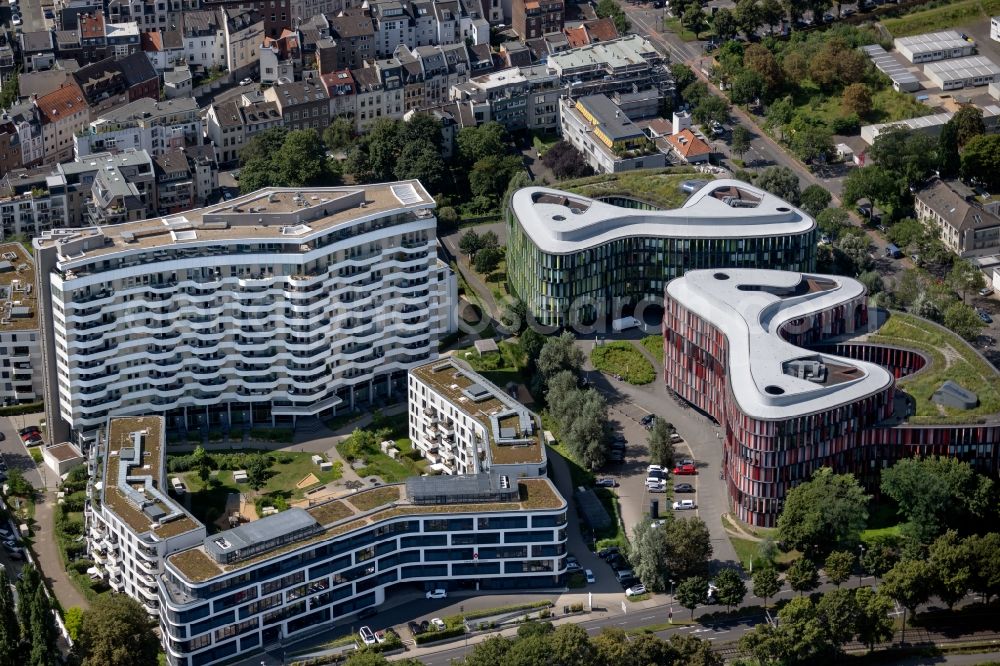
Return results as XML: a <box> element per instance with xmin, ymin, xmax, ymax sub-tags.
<box><xmin>0</xmin><ymin>243</ymin><xmax>39</xmax><ymax>331</ymax></box>
<box><xmin>862</xmin><ymin>44</ymin><xmax>920</xmax><ymax>87</ymax></box>
<box><xmin>45</xmin><ymin>441</ymin><xmax>84</xmax><ymax>462</ymax></box>
<box><xmin>548</xmin><ymin>34</ymin><xmax>658</xmax><ymax>72</ymax></box>
<box><xmin>894</xmin><ymin>30</ymin><xmax>971</xmax><ymax>54</ymax></box>
<box><xmin>411</xmin><ymin>359</ymin><xmax>545</xmax><ymax>466</ymax></box>
<box><xmin>665</xmin><ymin>269</ymin><xmax>894</xmax><ymax>420</ymax></box>
<box><xmin>511</xmin><ymin>180</ymin><xmax>814</xmax><ymax>255</ymax></box>
<box><xmin>102</xmin><ymin>416</ymin><xmax>201</xmax><ymax>539</ymax></box>
<box><xmin>925</xmin><ymin>56</ymin><xmax>1000</xmax><ymax>80</ymax></box>
<box><xmin>575</xmin><ymin>94</ymin><xmax>643</xmax><ymax>142</ymax></box>
<box><xmin>166</xmin><ymin>477</ymin><xmax>565</xmax><ymax>583</ymax></box>
<box><xmin>34</xmin><ymin>181</ymin><xmax>435</xmax><ymax>269</ymax></box>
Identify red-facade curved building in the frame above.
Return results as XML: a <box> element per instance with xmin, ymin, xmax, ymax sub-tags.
<box><xmin>663</xmin><ymin>269</ymin><xmax>1000</xmax><ymax>527</ymax></box>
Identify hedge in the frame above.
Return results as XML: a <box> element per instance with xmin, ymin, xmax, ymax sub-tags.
<box><xmin>0</xmin><ymin>401</ymin><xmax>43</xmax><ymax>417</ymax></box>
<box><xmin>414</xmin><ymin>625</ymin><xmax>466</xmax><ymax>644</ymax></box>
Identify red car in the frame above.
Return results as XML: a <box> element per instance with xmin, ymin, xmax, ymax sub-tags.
<box><xmin>673</xmin><ymin>464</ymin><xmax>697</xmax><ymax>475</ymax></box>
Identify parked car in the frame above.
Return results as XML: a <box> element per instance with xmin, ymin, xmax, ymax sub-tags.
<box><xmin>673</xmin><ymin>464</ymin><xmax>697</xmax><ymax>475</ymax></box>
<box><xmin>673</xmin><ymin>499</ymin><xmax>697</xmax><ymax>510</ymax></box>
<box><xmin>430</xmin><ymin>618</ymin><xmax>446</xmax><ymax>631</ymax></box>
<box><xmin>842</xmin><ymin>7</ymin><xmax>856</xmax><ymax>15</ymax></box>
<box><xmin>674</xmin><ymin>483</ymin><xmax>695</xmax><ymax>493</ymax></box>
<box><xmin>585</xmin><ymin>569</ymin><xmax>595</xmax><ymax>584</ymax></box>
<box><xmin>647</xmin><ymin>483</ymin><xmax>666</xmax><ymax>493</ymax></box>
<box><xmin>680</xmin><ymin>180</ymin><xmax>708</xmax><ymax>194</ymax></box>
<box><xmin>669</xmin><ymin>433</ymin><xmax>683</xmax><ymax>443</ymax></box>
<box><xmin>12</xmin><ymin>14</ymin><xmax>21</xmax><ymax>25</ymax></box>
<box><xmin>567</xmin><ymin>561</ymin><xmax>583</xmax><ymax>573</ymax></box>
<box><xmin>7</xmin><ymin>549</ymin><xmax>23</xmax><ymax>561</ymax></box>
<box><xmin>626</xmin><ymin>584</ymin><xmax>647</xmax><ymax>597</ymax></box>
<box><xmin>0</xmin><ymin>432</ymin><xmax>4</xmax><ymax>442</ymax></box>
<box><xmin>425</xmin><ymin>588</ymin><xmax>447</xmax><ymax>600</ymax></box>
<box><xmin>978</xmin><ymin>310</ymin><xmax>993</xmax><ymax>324</ymax></box>
<box><xmin>18</xmin><ymin>427</ymin><xmax>39</xmax><ymax>437</ymax></box>
<box><xmin>679</xmin><ymin>458</ymin><xmax>695</xmax><ymax>467</ymax></box>
<box><xmin>980</xmin><ymin>287</ymin><xmax>994</xmax><ymax>297</ymax></box>
<box><xmin>596</xmin><ymin>478</ymin><xmax>618</xmax><ymax>487</ymax></box>
<box><xmin>640</xmin><ymin>414</ymin><xmax>656</xmax><ymax>426</ymax></box>
<box><xmin>647</xmin><ymin>464</ymin><xmax>665</xmax><ymax>476</ymax></box>
<box><xmin>598</xmin><ymin>546</ymin><xmax>620</xmax><ymax>559</ymax></box>
<box><xmin>359</xmin><ymin>626</ymin><xmax>377</xmax><ymax>646</ymax></box>
<box><xmin>615</xmin><ymin>569</ymin><xmax>635</xmax><ymax>583</ymax></box>
<box><xmin>239</xmin><ymin>77</ymin><xmax>254</xmax><ymax>86</ymax></box>
<box><xmin>44</xmin><ymin>9</ymin><xmax>54</xmax><ymax>18</ymax></box>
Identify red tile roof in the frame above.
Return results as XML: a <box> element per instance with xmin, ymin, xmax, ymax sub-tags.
<box><xmin>666</xmin><ymin>128</ymin><xmax>710</xmax><ymax>160</ymax></box>
<box><xmin>35</xmin><ymin>82</ymin><xmax>88</xmax><ymax>125</ymax></box>
<box><xmin>80</xmin><ymin>11</ymin><xmax>105</xmax><ymax>40</ymax></box>
<box><xmin>141</xmin><ymin>31</ymin><xmax>163</xmax><ymax>52</ymax></box>
<box><xmin>584</xmin><ymin>17</ymin><xmax>618</xmax><ymax>42</ymax></box>
<box><xmin>564</xmin><ymin>25</ymin><xmax>588</xmax><ymax>48</ymax></box>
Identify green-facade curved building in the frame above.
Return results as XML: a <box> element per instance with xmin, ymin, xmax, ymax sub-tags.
<box><xmin>506</xmin><ymin>180</ymin><xmax>818</xmax><ymax>328</ymax></box>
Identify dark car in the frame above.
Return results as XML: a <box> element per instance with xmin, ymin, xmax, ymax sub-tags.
<box><xmin>598</xmin><ymin>546</ymin><xmax>620</xmax><ymax>559</ymax></box>
<box><xmin>674</xmin><ymin>483</ymin><xmax>696</xmax><ymax>493</ymax></box>
<box><xmin>978</xmin><ymin>310</ymin><xmax>993</xmax><ymax>324</ymax></box>
<box><xmin>17</xmin><ymin>427</ymin><xmax>38</xmax><ymax>437</ymax></box>
<box><xmin>640</xmin><ymin>414</ymin><xmax>655</xmax><ymax>426</ymax></box>
<box><xmin>44</xmin><ymin>9</ymin><xmax>54</xmax><ymax>18</ymax></box>
<box><xmin>596</xmin><ymin>478</ymin><xmax>618</xmax><ymax>487</ymax></box>
<box><xmin>0</xmin><ymin>432</ymin><xmax>4</xmax><ymax>442</ymax></box>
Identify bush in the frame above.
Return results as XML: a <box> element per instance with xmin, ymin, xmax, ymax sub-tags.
<box><xmin>541</xmin><ymin>142</ymin><xmax>595</xmax><ymax>180</ymax></box>
<box><xmin>831</xmin><ymin>114</ymin><xmax>861</xmax><ymax>135</ymax></box>
<box><xmin>590</xmin><ymin>342</ymin><xmax>656</xmax><ymax>385</ymax></box>
<box><xmin>0</xmin><ymin>401</ymin><xmax>44</xmax><ymax>417</ymax></box>
<box><xmin>167</xmin><ymin>455</ymin><xmax>196</xmax><ymax>473</ymax></box>
<box><xmin>414</xmin><ymin>625</ymin><xmax>466</xmax><ymax>644</ymax></box>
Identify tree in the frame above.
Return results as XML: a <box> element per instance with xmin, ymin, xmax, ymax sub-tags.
<box><xmin>743</xmin><ymin>44</ymin><xmax>783</xmax><ymax>96</ymax></box>
<box><xmin>664</xmin><ymin>517</ymin><xmax>713</xmax><ymax>579</ymax></box>
<box><xmin>457</xmin><ymin>122</ymin><xmax>507</xmax><ymax>166</ymax></box>
<box><xmin>712</xmin><ymin>7</ymin><xmax>738</xmax><ymax>40</ymax></box>
<box><xmin>677</xmin><ymin>576</ymin><xmax>708</xmax><ymax>619</ymax></box>
<box><xmin>541</xmin><ymin>141</ymin><xmax>594</xmax><ymax>180</ymax></box>
<box><xmin>838</xmin><ymin>233</ymin><xmax>873</xmax><ymax>273</ymax></box>
<box><xmin>799</xmin><ymin>184</ymin><xmax>832</xmax><ymax>218</ymax></box>
<box><xmin>964</xmin><ymin>532</ymin><xmax>1000</xmax><ymax>603</ymax></box>
<box><xmin>74</xmin><ymin>595</ymin><xmax>160</xmax><ymax>666</ymax></box>
<box><xmin>751</xmin><ymin>566</ymin><xmax>781</xmax><ymax>608</ymax></box>
<box><xmin>756</xmin><ymin>166</ymin><xmax>800</xmax><ymax>205</ymax></box>
<box><xmin>245</xmin><ymin>453</ymin><xmax>270</xmax><ymax>492</ymax></box>
<box><xmin>566</xmin><ymin>389</ymin><xmax>609</xmax><ymax>470</ymax></box>
<box><xmin>938</xmin><ymin>120</ymin><xmax>960</xmax><ymax>178</ymax></box>
<box><xmin>842</xmin><ymin>83</ymin><xmax>873</xmax><ymax>116</ymax></box>
<box><xmin>928</xmin><ymin>531</ymin><xmax>970</xmax><ymax>610</ymax></box>
<box><xmin>731</xmin><ymin>125</ymin><xmax>751</xmax><ymax>162</ymax></box>
<box><xmin>692</xmin><ymin>94</ymin><xmax>729</xmax><ymax>126</ymax></box>
<box><xmin>458</xmin><ymin>635</ymin><xmax>511</xmax><ymax>666</ymax></box>
<box><xmin>842</xmin><ymin>165</ymin><xmax>897</xmax><ymax>208</ymax></box>
<box><xmin>595</xmin><ymin>0</ymin><xmax>629</xmax><ymax>32</ymax></box>
<box><xmin>537</xmin><ymin>331</ymin><xmax>585</xmax><ymax>380</ymax></box>
<box><xmin>730</xmin><ymin>70</ymin><xmax>765</xmax><ymax>107</ymax></box>
<box><xmin>0</xmin><ymin>68</ymin><xmax>19</xmax><ymax>110</ymax></box>
<box><xmin>816</xmin><ymin>207</ymin><xmax>850</xmax><ymax>240</ymax></box>
<box><xmin>790</xmin><ymin>123</ymin><xmax>834</xmax><ymax>164</ymax></box>
<box><xmin>3</xmin><ymin>468</ymin><xmax>33</xmax><ymax>498</ymax></box>
<box><xmin>777</xmin><ymin>467</ymin><xmax>869</xmax><ymax>559</ymax></box>
<box><xmin>192</xmin><ymin>444</ymin><xmax>212</xmax><ymax>484</ymax></box>
<box><xmin>681</xmin><ymin>4</ymin><xmax>708</xmax><ymax>37</ymax></box>
<box><xmin>714</xmin><ymin>568</ymin><xmax>747</xmax><ymax>612</ymax></box>
<box><xmin>63</xmin><ymin>606</ymin><xmax>84</xmax><ymax>642</ymax></box>
<box><xmin>862</xmin><ymin>535</ymin><xmax>900</xmax><ymax>582</ymax></box>
<box><xmin>469</xmin><ymin>154</ymin><xmax>523</xmax><ymax>204</ymax></box>
<box><xmin>881</xmin><ymin>456</ymin><xmax>996</xmax><ymax>543</ymax></box>
<box><xmin>275</xmin><ymin>129</ymin><xmax>332</xmax><ymax>186</ymax></box>
<box><xmin>459</xmin><ymin>229</ymin><xmax>482</xmax><ymax>258</ymax></box>
<box><xmin>15</xmin><ymin>565</ymin><xmax>56</xmax><ymax>666</ymax></box>
<box><xmin>888</xmin><ymin>217</ymin><xmax>929</xmax><ymax>250</ymax></box>
<box><xmin>394</xmin><ymin>141</ymin><xmax>447</xmax><ymax>193</ymax></box>
<box><xmin>239</xmin><ymin>126</ymin><xmax>288</xmax><ymax>166</ymax></box>
<box><xmin>824</xmin><ymin>550</ymin><xmax>854</xmax><ymax>587</ymax></box>
<box><xmin>0</xmin><ymin>568</ymin><xmax>20</xmax><ymax>666</ymax></box>
<box><xmin>771</xmin><ymin>596</ymin><xmax>832</xmax><ymax>662</ymax></box>
<box><xmin>646</xmin><ymin>418</ymin><xmax>675</xmax><ymax>469</ymax></box>
<box><xmin>474</xmin><ymin>246</ymin><xmax>503</xmax><ymax>274</ymax></box>
<box><xmin>881</xmin><ymin>559</ymin><xmax>931</xmax><ymax>642</ymax></box>
<box><xmin>323</xmin><ymin>116</ymin><xmax>356</xmax><ymax>152</ymax></box>
<box><xmin>629</xmin><ymin>519</ymin><xmax>673</xmax><ymax>593</ymax></box>
<box><xmin>734</xmin><ymin>0</ymin><xmax>762</xmax><ymax>36</ymax></box>
<box><xmin>854</xmin><ymin>587</ymin><xmax>895</xmax><ymax>651</ymax></box>
<box><xmin>960</xmin><ymin>134</ymin><xmax>1000</xmax><ymax>190</ymax></box>
<box><xmin>518</xmin><ymin>328</ymin><xmax>545</xmax><ymax>365</ymax></box>
<box><xmin>943</xmin><ymin>301</ymin><xmax>986</xmax><ymax>341</ymax></box>
<box><xmin>952</xmin><ymin>105</ymin><xmax>985</xmax><ymax>148</ymax></box>
<box><xmin>786</xmin><ymin>558</ymin><xmax>820</xmax><ymax>596</ymax></box>
<box><xmin>857</xmin><ymin>270</ymin><xmax>884</xmax><ymax>296</ymax></box>
<box><xmin>812</xmin><ymin>588</ymin><xmax>859</xmax><ymax>649</ymax></box>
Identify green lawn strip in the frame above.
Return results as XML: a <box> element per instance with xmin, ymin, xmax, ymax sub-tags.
<box><xmin>662</xmin><ymin>17</ymin><xmax>697</xmax><ymax>41</ymax></box>
<box><xmin>593</xmin><ymin>486</ymin><xmax>627</xmax><ymax>548</ymax></box>
<box><xmin>861</xmin><ymin>525</ymin><xmax>903</xmax><ymax>543</ymax></box>
<box><xmin>626</xmin><ymin>593</ymin><xmax>652</xmax><ymax>602</ymax></box>
<box><xmin>446</xmin><ymin>600</ymin><xmax>553</xmax><ymax>625</ymax></box>
<box><xmin>560</xmin><ymin>168</ymin><xmax>710</xmax><ymax>210</ymax></box>
<box><xmin>458</xmin><ymin>340</ymin><xmax>529</xmax><ymax>389</ymax></box>
<box><xmin>591</xmin><ymin>341</ymin><xmax>655</xmax><ymax>384</ymax></box>
<box><xmin>640</xmin><ymin>335</ymin><xmax>664</xmax><ymax>364</ymax></box>
<box><xmin>868</xmin><ymin>313</ymin><xmax>1000</xmax><ymax>422</ymax></box>
<box><xmin>883</xmin><ymin>0</ymin><xmax>1000</xmax><ymax>37</ymax></box>
<box><xmin>628</xmin><ymin>617</ymin><xmax>697</xmax><ymax>632</ymax></box>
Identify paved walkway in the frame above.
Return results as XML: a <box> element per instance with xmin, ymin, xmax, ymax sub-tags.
<box><xmin>33</xmin><ymin>492</ymin><xmax>89</xmax><ymax>611</ymax></box>
<box><xmin>439</xmin><ymin>223</ymin><xmax>508</xmax><ymax>322</ymax></box>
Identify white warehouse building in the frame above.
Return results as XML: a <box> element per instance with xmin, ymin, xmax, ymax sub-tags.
<box><xmin>33</xmin><ymin>182</ymin><xmax>457</xmax><ymax>445</ymax></box>
<box><xmin>925</xmin><ymin>55</ymin><xmax>1000</xmax><ymax>90</ymax></box>
<box><xmin>894</xmin><ymin>30</ymin><xmax>976</xmax><ymax>64</ymax></box>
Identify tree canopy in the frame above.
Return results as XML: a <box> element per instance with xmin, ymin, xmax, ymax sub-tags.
<box><xmin>777</xmin><ymin>467</ymin><xmax>869</xmax><ymax>559</ymax></box>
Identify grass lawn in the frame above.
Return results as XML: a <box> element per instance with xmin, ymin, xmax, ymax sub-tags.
<box><xmin>883</xmin><ymin>0</ymin><xmax>1000</xmax><ymax>37</ymax></box>
<box><xmin>641</xmin><ymin>335</ymin><xmax>664</xmax><ymax>364</ymax></box>
<box><xmin>728</xmin><ymin>533</ymin><xmax>798</xmax><ymax>570</ymax></box>
<box><xmin>174</xmin><ymin>450</ymin><xmax>343</xmax><ymax>529</ymax></box>
<box><xmin>338</xmin><ymin>411</ymin><xmax>431</xmax><ymax>483</ymax></box>
<box><xmin>869</xmin><ymin>312</ymin><xmax>1000</xmax><ymax>422</ymax></box>
<box><xmin>789</xmin><ymin>81</ymin><xmax>931</xmax><ymax>134</ymax></box>
<box><xmin>591</xmin><ymin>341</ymin><xmax>655</xmax><ymax>385</ymax></box>
<box><xmin>531</xmin><ymin>131</ymin><xmax>560</xmax><ymax>156</ymax></box>
<box><xmin>663</xmin><ymin>17</ymin><xmax>697</xmax><ymax>41</ymax></box>
<box><xmin>459</xmin><ymin>340</ymin><xmax>528</xmax><ymax>390</ymax></box>
<box><xmin>561</xmin><ymin>168</ymin><xmax>712</xmax><ymax>210</ymax></box>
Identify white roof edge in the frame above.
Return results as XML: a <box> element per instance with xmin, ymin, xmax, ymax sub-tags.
<box><xmin>666</xmin><ymin>269</ymin><xmax>894</xmax><ymax>420</ymax></box>
<box><xmin>511</xmin><ymin>179</ymin><xmax>815</xmax><ymax>255</ymax></box>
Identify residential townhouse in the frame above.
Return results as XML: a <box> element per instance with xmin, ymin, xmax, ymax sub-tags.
<box><xmin>74</xmin><ymin>97</ymin><xmax>203</xmax><ymax>159</ymax></box>
<box><xmin>163</xmin><ymin>66</ymin><xmax>194</xmax><ymax>99</ymax></box>
<box><xmin>563</xmin><ymin>16</ymin><xmax>617</xmax><ymax>47</ymax></box>
<box><xmin>321</xmin><ymin>68</ymin><xmax>358</xmax><ymax>121</ymax></box>
<box><xmin>1</xmin><ymin>102</ymin><xmax>45</xmax><ymax>169</ymax></box>
<box><xmin>105</xmin><ymin>21</ymin><xmax>142</xmax><ymax>58</ymax></box>
<box><xmin>393</xmin><ymin>43</ymin><xmax>470</xmax><ymax>112</ymax></box>
<box><xmin>259</xmin><ymin>29</ymin><xmax>301</xmax><ymax>84</ymax></box>
<box><xmin>20</xmin><ymin>30</ymin><xmax>58</xmax><ymax>73</ymax></box>
<box><xmin>106</xmin><ymin>0</ymin><xmax>171</xmax><ymax>32</ymax></box>
<box><xmin>351</xmin><ymin>61</ymin><xmax>405</xmax><ymax>132</ymax></box>
<box><xmin>181</xmin><ymin>10</ymin><xmax>227</xmax><ymax>70</ymax></box>
<box><xmin>78</xmin><ymin>11</ymin><xmax>108</xmax><ymax>62</ymax></box>
<box><xmin>0</xmin><ymin>118</ymin><xmax>23</xmax><ymax>176</ymax></box>
<box><xmin>512</xmin><ymin>0</ymin><xmax>562</xmax><ymax>40</ymax></box>
<box><xmin>204</xmin><ymin>94</ymin><xmax>281</xmax><ymax>164</ymax></box>
<box><xmin>36</xmin><ymin>81</ymin><xmax>91</xmax><ymax>165</ymax></box>
<box><xmin>0</xmin><ymin>167</ymin><xmax>65</xmax><ymax>237</ymax></box>
<box><xmin>915</xmin><ymin>178</ymin><xmax>1000</xmax><ymax>257</ymax></box>
<box><xmin>154</xmin><ymin>145</ymin><xmax>219</xmax><ymax>214</ymax></box>
<box><xmin>319</xmin><ymin>10</ymin><xmax>374</xmax><ymax>72</ymax></box>
<box><xmin>140</xmin><ymin>30</ymin><xmax>187</xmax><ymax>72</ymax></box>
<box><xmin>450</xmin><ymin>64</ymin><xmax>562</xmax><ymax>131</ymax></box>
<box><xmin>263</xmin><ymin>78</ymin><xmax>331</xmax><ymax>130</ymax></box>
<box><xmin>0</xmin><ymin>243</ymin><xmax>44</xmax><ymax>407</ymax></box>
<box><xmin>223</xmin><ymin>8</ymin><xmax>266</xmax><ymax>77</ymax></box>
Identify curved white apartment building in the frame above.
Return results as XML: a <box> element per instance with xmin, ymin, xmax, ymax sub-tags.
<box><xmin>34</xmin><ymin>182</ymin><xmax>457</xmax><ymax>444</ymax></box>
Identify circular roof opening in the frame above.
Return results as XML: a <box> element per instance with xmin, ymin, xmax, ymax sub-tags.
<box><xmin>764</xmin><ymin>385</ymin><xmax>785</xmax><ymax>395</ymax></box>
<box><xmin>714</xmin><ymin>272</ymin><xmax>730</xmax><ymax>280</ymax></box>
<box><xmin>776</xmin><ymin>206</ymin><xmax>790</xmax><ymax>212</ymax></box>
<box><xmin>552</xmin><ymin>214</ymin><xmax>566</xmax><ymax>221</ymax></box>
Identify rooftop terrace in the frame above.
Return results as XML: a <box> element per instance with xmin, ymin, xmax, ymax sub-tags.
<box><xmin>34</xmin><ymin>181</ymin><xmax>435</xmax><ymax>268</ymax></box>
<box><xmin>0</xmin><ymin>243</ymin><xmax>38</xmax><ymax>331</ymax></box>
<box><xmin>166</xmin><ymin>477</ymin><xmax>563</xmax><ymax>583</ymax></box>
<box><xmin>411</xmin><ymin>359</ymin><xmax>545</xmax><ymax>466</ymax></box>
<box><xmin>102</xmin><ymin>416</ymin><xmax>201</xmax><ymax>540</ymax></box>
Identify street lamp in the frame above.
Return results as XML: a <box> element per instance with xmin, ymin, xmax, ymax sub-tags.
<box><xmin>858</xmin><ymin>544</ymin><xmax>866</xmax><ymax>587</ymax></box>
